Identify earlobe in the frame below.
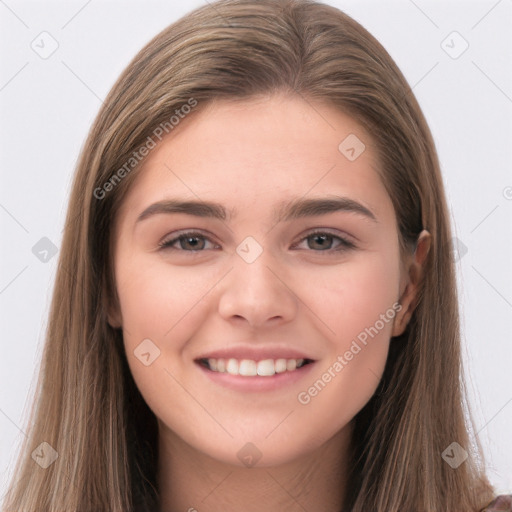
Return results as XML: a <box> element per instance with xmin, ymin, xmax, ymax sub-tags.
<box><xmin>106</xmin><ymin>295</ymin><xmax>123</xmax><ymax>329</ymax></box>
<box><xmin>391</xmin><ymin>287</ymin><xmax>414</xmax><ymax>337</ymax></box>
<box><xmin>107</xmin><ymin>311</ymin><xmax>122</xmax><ymax>329</ymax></box>
<box><xmin>104</xmin><ymin>271</ymin><xmax>122</xmax><ymax>328</ymax></box>
<box><xmin>391</xmin><ymin>230</ymin><xmax>431</xmax><ymax>337</ymax></box>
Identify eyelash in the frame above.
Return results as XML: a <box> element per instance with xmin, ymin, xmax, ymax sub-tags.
<box><xmin>157</xmin><ymin>229</ymin><xmax>356</xmax><ymax>254</ymax></box>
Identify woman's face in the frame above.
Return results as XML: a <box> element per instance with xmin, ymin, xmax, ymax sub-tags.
<box><xmin>111</xmin><ymin>93</ymin><xmax>412</xmax><ymax>467</ymax></box>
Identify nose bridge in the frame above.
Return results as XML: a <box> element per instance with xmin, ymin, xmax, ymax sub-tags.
<box><xmin>217</xmin><ymin>235</ymin><xmax>296</xmax><ymax>327</ymax></box>
<box><xmin>233</xmin><ymin>234</ymin><xmax>282</xmax><ymax>298</ymax></box>
<box><xmin>236</xmin><ymin>237</ymin><xmax>277</xmax><ymax>289</ymax></box>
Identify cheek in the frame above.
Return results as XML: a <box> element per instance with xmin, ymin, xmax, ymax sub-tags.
<box><xmin>115</xmin><ymin>255</ymin><xmax>201</xmax><ymax>338</ymax></box>
<box><xmin>290</xmin><ymin>250</ymin><xmax>400</xmax><ymax>425</ymax></box>
<box><xmin>114</xmin><ymin>255</ymin><xmax>217</xmax><ymax>408</ymax></box>
<box><xmin>297</xmin><ymin>248</ymin><xmax>401</xmax><ymax>342</ymax></box>
<box><xmin>114</xmin><ymin>257</ymin><xmax>204</xmax><ymax>419</ymax></box>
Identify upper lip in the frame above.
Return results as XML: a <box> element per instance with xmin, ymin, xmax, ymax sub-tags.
<box><xmin>195</xmin><ymin>346</ymin><xmax>315</xmax><ymax>362</ymax></box>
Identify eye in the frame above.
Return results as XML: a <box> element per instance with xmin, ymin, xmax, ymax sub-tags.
<box><xmin>292</xmin><ymin>230</ymin><xmax>356</xmax><ymax>252</ymax></box>
<box><xmin>158</xmin><ymin>231</ymin><xmax>218</xmax><ymax>252</ymax></box>
<box><xmin>158</xmin><ymin>229</ymin><xmax>356</xmax><ymax>253</ymax></box>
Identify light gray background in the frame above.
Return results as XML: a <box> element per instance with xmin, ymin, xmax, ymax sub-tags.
<box><xmin>1</xmin><ymin>0</ymin><xmax>511</xmax><ymax>503</ymax></box>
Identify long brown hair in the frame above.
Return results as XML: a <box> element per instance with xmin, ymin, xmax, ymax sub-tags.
<box><xmin>2</xmin><ymin>0</ymin><xmax>495</xmax><ymax>510</ymax></box>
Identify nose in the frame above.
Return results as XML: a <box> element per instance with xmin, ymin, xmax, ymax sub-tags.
<box><xmin>217</xmin><ymin>245</ymin><xmax>298</xmax><ymax>329</ymax></box>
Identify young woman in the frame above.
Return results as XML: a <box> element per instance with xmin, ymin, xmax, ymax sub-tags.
<box><xmin>3</xmin><ymin>0</ymin><xmax>510</xmax><ymax>510</ymax></box>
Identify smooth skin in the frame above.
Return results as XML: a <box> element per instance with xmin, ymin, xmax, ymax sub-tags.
<box><xmin>109</xmin><ymin>93</ymin><xmax>430</xmax><ymax>512</ymax></box>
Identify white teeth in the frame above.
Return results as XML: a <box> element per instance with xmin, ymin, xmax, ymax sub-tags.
<box><xmin>257</xmin><ymin>359</ymin><xmax>275</xmax><ymax>376</ymax></box>
<box><xmin>226</xmin><ymin>358</ymin><xmax>238</xmax><ymax>375</ymax></box>
<box><xmin>286</xmin><ymin>359</ymin><xmax>297</xmax><ymax>371</ymax></box>
<box><xmin>274</xmin><ymin>358</ymin><xmax>287</xmax><ymax>373</ymax></box>
<box><xmin>238</xmin><ymin>359</ymin><xmax>257</xmax><ymax>376</ymax></box>
<box><xmin>203</xmin><ymin>357</ymin><xmax>307</xmax><ymax>376</ymax></box>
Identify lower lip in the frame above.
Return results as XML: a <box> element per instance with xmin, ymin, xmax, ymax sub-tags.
<box><xmin>196</xmin><ymin>361</ymin><xmax>316</xmax><ymax>392</ymax></box>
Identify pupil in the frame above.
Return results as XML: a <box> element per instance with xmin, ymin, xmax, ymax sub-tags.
<box><xmin>185</xmin><ymin>236</ymin><xmax>201</xmax><ymax>249</ymax></box>
<box><xmin>312</xmin><ymin>234</ymin><xmax>330</xmax><ymax>250</ymax></box>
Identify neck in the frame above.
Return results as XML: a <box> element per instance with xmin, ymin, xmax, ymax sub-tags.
<box><xmin>157</xmin><ymin>421</ymin><xmax>353</xmax><ymax>512</ymax></box>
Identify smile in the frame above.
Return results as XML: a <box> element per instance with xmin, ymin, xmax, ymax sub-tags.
<box><xmin>198</xmin><ymin>357</ymin><xmax>313</xmax><ymax>377</ymax></box>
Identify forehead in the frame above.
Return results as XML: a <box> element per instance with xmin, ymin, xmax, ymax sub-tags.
<box><xmin>116</xmin><ymin>94</ymin><xmax>393</xmax><ymax>226</ymax></box>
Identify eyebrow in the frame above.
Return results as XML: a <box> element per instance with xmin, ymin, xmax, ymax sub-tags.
<box><xmin>135</xmin><ymin>195</ymin><xmax>378</xmax><ymax>224</ymax></box>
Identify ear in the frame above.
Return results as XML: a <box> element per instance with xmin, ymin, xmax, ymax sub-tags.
<box><xmin>107</xmin><ymin>305</ymin><xmax>122</xmax><ymax>329</ymax></box>
<box><xmin>391</xmin><ymin>230</ymin><xmax>431</xmax><ymax>337</ymax></box>
<box><xmin>104</xmin><ymin>278</ymin><xmax>123</xmax><ymax>329</ymax></box>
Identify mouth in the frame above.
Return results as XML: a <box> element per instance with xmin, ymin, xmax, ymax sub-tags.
<box><xmin>196</xmin><ymin>357</ymin><xmax>315</xmax><ymax>377</ymax></box>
